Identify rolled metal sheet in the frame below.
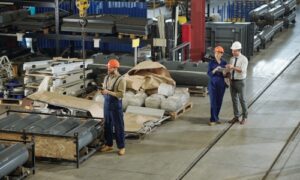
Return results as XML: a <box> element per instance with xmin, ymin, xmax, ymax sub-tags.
<box><xmin>0</xmin><ymin>114</ymin><xmax>22</xmax><ymax>129</ymax></box>
<box><xmin>2</xmin><ymin>114</ymin><xmax>42</xmax><ymax>131</ymax></box>
<box><xmin>25</xmin><ymin>116</ymin><xmax>61</xmax><ymax>133</ymax></box>
<box><xmin>45</xmin><ymin>118</ymin><xmax>81</xmax><ymax>135</ymax></box>
<box><xmin>66</xmin><ymin>120</ymin><xmax>100</xmax><ymax>149</ymax></box>
<box><xmin>284</xmin><ymin>11</ymin><xmax>296</xmax><ymax>27</ymax></box>
<box><xmin>0</xmin><ymin>143</ymin><xmax>29</xmax><ymax>178</ymax></box>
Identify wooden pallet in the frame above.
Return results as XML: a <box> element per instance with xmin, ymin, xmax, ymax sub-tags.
<box><xmin>118</xmin><ymin>33</ymin><xmax>148</xmax><ymax>40</ymax></box>
<box><xmin>0</xmin><ymin>99</ymin><xmax>23</xmax><ymax>106</ymax></box>
<box><xmin>165</xmin><ymin>102</ymin><xmax>193</xmax><ymax>120</ymax></box>
<box><xmin>189</xmin><ymin>86</ymin><xmax>208</xmax><ymax>97</ymax></box>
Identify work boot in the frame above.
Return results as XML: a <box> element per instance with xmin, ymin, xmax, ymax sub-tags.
<box><xmin>240</xmin><ymin>118</ymin><xmax>247</xmax><ymax>125</ymax></box>
<box><xmin>216</xmin><ymin>121</ymin><xmax>222</xmax><ymax>124</ymax></box>
<box><xmin>100</xmin><ymin>145</ymin><xmax>113</xmax><ymax>152</ymax></box>
<box><xmin>118</xmin><ymin>148</ymin><xmax>125</xmax><ymax>156</ymax></box>
<box><xmin>208</xmin><ymin>122</ymin><xmax>216</xmax><ymax>126</ymax></box>
<box><xmin>228</xmin><ymin>117</ymin><xmax>239</xmax><ymax>123</ymax></box>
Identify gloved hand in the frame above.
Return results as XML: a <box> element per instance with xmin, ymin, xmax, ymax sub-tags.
<box><xmin>212</xmin><ymin>66</ymin><xmax>221</xmax><ymax>74</ymax></box>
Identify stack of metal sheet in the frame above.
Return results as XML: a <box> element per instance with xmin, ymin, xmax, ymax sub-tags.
<box><xmin>13</xmin><ymin>11</ymin><xmax>69</xmax><ymax>31</ymax></box>
<box><xmin>116</xmin><ymin>17</ymin><xmax>153</xmax><ymax>35</ymax></box>
<box><xmin>0</xmin><ymin>9</ymin><xmax>28</xmax><ymax>28</ymax></box>
<box><xmin>61</xmin><ymin>14</ymin><xmax>126</xmax><ymax>34</ymax></box>
<box><xmin>23</xmin><ymin>57</ymin><xmax>94</xmax><ymax>96</ymax></box>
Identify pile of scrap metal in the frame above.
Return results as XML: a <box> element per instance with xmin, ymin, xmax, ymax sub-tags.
<box><xmin>0</xmin><ymin>9</ymin><xmax>28</xmax><ymax>30</ymax></box>
<box><xmin>0</xmin><ymin>111</ymin><xmax>103</xmax><ymax>166</ymax></box>
<box><xmin>61</xmin><ymin>14</ymin><xmax>153</xmax><ymax>36</ymax></box>
<box><xmin>89</xmin><ymin>53</ymin><xmax>209</xmax><ymax>87</ymax></box>
<box><xmin>23</xmin><ymin>57</ymin><xmax>94</xmax><ymax>96</ymax></box>
<box><xmin>0</xmin><ymin>142</ymin><xmax>35</xmax><ymax>179</ymax></box>
<box><xmin>13</xmin><ymin>11</ymin><xmax>69</xmax><ymax>32</ymax></box>
<box><xmin>249</xmin><ymin>0</ymin><xmax>296</xmax><ymax>51</ymax></box>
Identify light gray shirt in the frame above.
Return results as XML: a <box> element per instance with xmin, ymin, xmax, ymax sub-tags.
<box><xmin>230</xmin><ymin>54</ymin><xmax>248</xmax><ymax>80</ymax></box>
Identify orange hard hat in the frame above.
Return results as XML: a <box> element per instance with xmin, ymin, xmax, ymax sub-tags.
<box><xmin>214</xmin><ymin>46</ymin><xmax>224</xmax><ymax>53</ymax></box>
<box><xmin>107</xmin><ymin>59</ymin><xmax>120</xmax><ymax>68</ymax></box>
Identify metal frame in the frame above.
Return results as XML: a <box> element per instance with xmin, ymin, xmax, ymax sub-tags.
<box><xmin>171</xmin><ymin>42</ymin><xmax>190</xmax><ymax>61</ymax></box>
<box><xmin>2</xmin><ymin>110</ymin><xmax>103</xmax><ymax>168</ymax></box>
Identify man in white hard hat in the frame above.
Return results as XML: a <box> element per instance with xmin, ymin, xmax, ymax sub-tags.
<box><xmin>226</xmin><ymin>41</ymin><xmax>248</xmax><ymax>125</ymax></box>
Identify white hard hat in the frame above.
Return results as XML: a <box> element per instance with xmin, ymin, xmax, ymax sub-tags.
<box><xmin>231</xmin><ymin>41</ymin><xmax>242</xmax><ymax>50</ymax></box>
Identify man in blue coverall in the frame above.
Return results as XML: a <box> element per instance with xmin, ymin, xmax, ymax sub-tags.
<box><xmin>100</xmin><ymin>59</ymin><xmax>126</xmax><ymax>156</ymax></box>
<box><xmin>207</xmin><ymin>46</ymin><xmax>228</xmax><ymax>126</ymax></box>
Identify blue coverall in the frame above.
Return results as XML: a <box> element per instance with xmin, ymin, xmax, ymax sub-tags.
<box><xmin>207</xmin><ymin>59</ymin><xmax>227</xmax><ymax>122</ymax></box>
<box><xmin>103</xmin><ymin>76</ymin><xmax>125</xmax><ymax>149</ymax></box>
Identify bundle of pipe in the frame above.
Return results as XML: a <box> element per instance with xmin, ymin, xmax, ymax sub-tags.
<box><xmin>2</xmin><ymin>114</ymin><xmax>42</xmax><ymax>131</ymax></box>
<box><xmin>268</xmin><ymin>0</ymin><xmax>282</xmax><ymax>8</ymax></box>
<box><xmin>45</xmin><ymin>118</ymin><xmax>81</xmax><ymax>135</ymax></box>
<box><xmin>253</xmin><ymin>35</ymin><xmax>262</xmax><ymax>52</ymax></box>
<box><xmin>25</xmin><ymin>116</ymin><xmax>61</xmax><ymax>133</ymax></box>
<box><xmin>273</xmin><ymin>21</ymin><xmax>284</xmax><ymax>33</ymax></box>
<box><xmin>66</xmin><ymin>120</ymin><xmax>101</xmax><ymax>150</ymax></box>
<box><xmin>258</xmin><ymin>25</ymin><xmax>275</xmax><ymax>48</ymax></box>
<box><xmin>0</xmin><ymin>143</ymin><xmax>29</xmax><ymax>178</ymax></box>
<box><xmin>249</xmin><ymin>4</ymin><xmax>269</xmax><ymax>22</ymax></box>
<box><xmin>264</xmin><ymin>5</ymin><xmax>285</xmax><ymax>24</ymax></box>
<box><xmin>283</xmin><ymin>0</ymin><xmax>297</xmax><ymax>15</ymax></box>
<box><xmin>284</xmin><ymin>11</ymin><xmax>296</xmax><ymax>28</ymax></box>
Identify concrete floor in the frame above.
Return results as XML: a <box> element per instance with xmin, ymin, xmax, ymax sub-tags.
<box><xmin>1</xmin><ymin>8</ymin><xmax>300</xmax><ymax>180</ymax></box>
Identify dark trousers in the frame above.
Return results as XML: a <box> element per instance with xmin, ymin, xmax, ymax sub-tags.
<box><xmin>230</xmin><ymin>80</ymin><xmax>248</xmax><ymax>119</ymax></box>
<box><xmin>104</xmin><ymin>94</ymin><xmax>125</xmax><ymax>149</ymax></box>
<box><xmin>208</xmin><ymin>77</ymin><xmax>226</xmax><ymax>122</ymax></box>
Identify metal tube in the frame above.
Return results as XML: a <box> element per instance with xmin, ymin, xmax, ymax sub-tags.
<box><xmin>25</xmin><ymin>116</ymin><xmax>61</xmax><ymax>133</ymax></box>
<box><xmin>0</xmin><ymin>143</ymin><xmax>29</xmax><ymax>178</ymax></box>
<box><xmin>0</xmin><ymin>114</ymin><xmax>21</xmax><ymax>129</ymax></box>
<box><xmin>46</xmin><ymin>118</ymin><xmax>81</xmax><ymax>135</ymax></box>
<box><xmin>2</xmin><ymin>114</ymin><xmax>42</xmax><ymax>131</ymax></box>
<box><xmin>66</xmin><ymin>120</ymin><xmax>100</xmax><ymax>150</ymax></box>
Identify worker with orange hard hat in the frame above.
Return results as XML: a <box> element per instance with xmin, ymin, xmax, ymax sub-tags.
<box><xmin>207</xmin><ymin>46</ymin><xmax>228</xmax><ymax>126</ymax></box>
<box><xmin>100</xmin><ymin>58</ymin><xmax>126</xmax><ymax>156</ymax></box>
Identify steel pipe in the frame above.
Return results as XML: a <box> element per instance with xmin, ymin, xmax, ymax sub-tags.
<box><xmin>2</xmin><ymin>114</ymin><xmax>42</xmax><ymax>131</ymax></box>
<box><xmin>0</xmin><ymin>143</ymin><xmax>29</xmax><ymax>178</ymax></box>
<box><xmin>46</xmin><ymin>118</ymin><xmax>81</xmax><ymax>135</ymax></box>
<box><xmin>66</xmin><ymin>120</ymin><xmax>101</xmax><ymax>149</ymax></box>
<box><xmin>0</xmin><ymin>114</ymin><xmax>21</xmax><ymax>129</ymax></box>
<box><xmin>25</xmin><ymin>115</ymin><xmax>61</xmax><ymax>133</ymax></box>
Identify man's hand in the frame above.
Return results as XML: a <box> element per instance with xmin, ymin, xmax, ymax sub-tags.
<box><xmin>102</xmin><ymin>89</ymin><xmax>109</xmax><ymax>95</ymax></box>
<box><xmin>226</xmin><ymin>64</ymin><xmax>234</xmax><ymax>69</ymax></box>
